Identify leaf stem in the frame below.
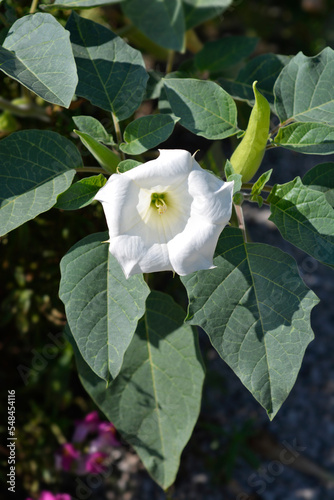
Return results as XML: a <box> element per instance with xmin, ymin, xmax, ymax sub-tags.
<box><xmin>30</xmin><ymin>0</ymin><xmax>39</xmax><ymax>14</ymax></box>
<box><xmin>166</xmin><ymin>50</ymin><xmax>175</xmax><ymax>74</ymax></box>
<box><xmin>235</xmin><ymin>204</ymin><xmax>247</xmax><ymax>242</ymax></box>
<box><xmin>75</xmin><ymin>167</ymin><xmax>107</xmax><ymax>174</ymax></box>
<box><xmin>112</xmin><ymin>112</ymin><xmax>125</xmax><ymax>161</ymax></box>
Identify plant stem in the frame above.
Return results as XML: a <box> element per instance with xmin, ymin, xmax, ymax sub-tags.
<box><xmin>30</xmin><ymin>0</ymin><xmax>39</xmax><ymax>14</ymax></box>
<box><xmin>112</xmin><ymin>112</ymin><xmax>125</xmax><ymax>161</ymax></box>
<box><xmin>0</xmin><ymin>12</ymin><xmax>9</xmax><ymax>27</ymax></box>
<box><xmin>166</xmin><ymin>50</ymin><xmax>175</xmax><ymax>74</ymax></box>
<box><xmin>235</xmin><ymin>204</ymin><xmax>247</xmax><ymax>242</ymax></box>
<box><xmin>76</xmin><ymin>167</ymin><xmax>107</xmax><ymax>174</ymax></box>
<box><xmin>0</xmin><ymin>97</ymin><xmax>50</xmax><ymax>121</ymax></box>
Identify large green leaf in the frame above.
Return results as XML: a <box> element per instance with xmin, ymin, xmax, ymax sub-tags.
<box><xmin>274</xmin><ymin>47</ymin><xmax>334</xmax><ymax>124</ymax></box>
<box><xmin>68</xmin><ymin>291</ymin><xmax>205</xmax><ymax>489</ymax></box>
<box><xmin>59</xmin><ymin>232</ymin><xmax>150</xmax><ymax>381</ymax></box>
<box><xmin>274</xmin><ymin>122</ymin><xmax>334</xmax><ymax>154</ymax></box>
<box><xmin>49</xmin><ymin>0</ymin><xmax>123</xmax><ymax>8</ymax></box>
<box><xmin>0</xmin><ymin>13</ymin><xmax>77</xmax><ymax>108</ymax></box>
<box><xmin>195</xmin><ymin>36</ymin><xmax>258</xmax><ymax>73</ymax></box>
<box><xmin>268</xmin><ymin>177</ymin><xmax>334</xmax><ymax>267</ymax></box>
<box><xmin>181</xmin><ymin>227</ymin><xmax>318</xmax><ymax>419</ymax></box>
<box><xmin>182</xmin><ymin>0</ymin><xmax>232</xmax><ymax>29</ymax></box>
<box><xmin>66</xmin><ymin>12</ymin><xmax>148</xmax><ymax>120</ymax></box>
<box><xmin>219</xmin><ymin>54</ymin><xmax>289</xmax><ymax>106</ymax></box>
<box><xmin>0</xmin><ymin>130</ymin><xmax>80</xmax><ymax>236</ymax></box>
<box><xmin>303</xmin><ymin>163</ymin><xmax>334</xmax><ymax>207</ymax></box>
<box><xmin>55</xmin><ymin>174</ymin><xmax>106</xmax><ymax>210</ymax></box>
<box><xmin>163</xmin><ymin>78</ymin><xmax>238</xmax><ymax>139</ymax></box>
<box><xmin>120</xmin><ymin>114</ymin><xmax>177</xmax><ymax>155</ymax></box>
<box><xmin>122</xmin><ymin>0</ymin><xmax>185</xmax><ymax>51</ymax></box>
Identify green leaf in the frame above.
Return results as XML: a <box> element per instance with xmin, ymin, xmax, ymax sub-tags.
<box><xmin>274</xmin><ymin>122</ymin><xmax>334</xmax><ymax>154</ymax></box>
<box><xmin>145</xmin><ymin>70</ymin><xmax>164</xmax><ymax>100</ymax></box>
<box><xmin>48</xmin><ymin>0</ymin><xmax>124</xmax><ymax>8</ymax></box>
<box><xmin>181</xmin><ymin>227</ymin><xmax>319</xmax><ymax>419</ymax></box>
<box><xmin>183</xmin><ymin>0</ymin><xmax>232</xmax><ymax>29</ymax></box>
<box><xmin>122</xmin><ymin>0</ymin><xmax>185</xmax><ymax>51</ymax></box>
<box><xmin>74</xmin><ymin>130</ymin><xmax>120</xmax><ymax>173</ymax></box>
<box><xmin>302</xmin><ymin>163</ymin><xmax>334</xmax><ymax>207</ymax></box>
<box><xmin>0</xmin><ymin>13</ymin><xmax>77</xmax><ymax>108</ymax></box>
<box><xmin>219</xmin><ymin>54</ymin><xmax>289</xmax><ymax>107</ymax></box>
<box><xmin>73</xmin><ymin>116</ymin><xmax>115</xmax><ymax>145</ymax></box>
<box><xmin>0</xmin><ymin>130</ymin><xmax>80</xmax><ymax>236</ymax></box>
<box><xmin>54</xmin><ymin>174</ymin><xmax>106</xmax><ymax>210</ymax></box>
<box><xmin>117</xmin><ymin>159</ymin><xmax>143</xmax><ymax>173</ymax></box>
<box><xmin>120</xmin><ymin>115</ymin><xmax>177</xmax><ymax>155</ymax></box>
<box><xmin>268</xmin><ymin>177</ymin><xmax>334</xmax><ymax>267</ymax></box>
<box><xmin>274</xmin><ymin>47</ymin><xmax>334</xmax><ymax>124</ymax></box>
<box><xmin>195</xmin><ymin>36</ymin><xmax>258</xmax><ymax>73</ymax></box>
<box><xmin>163</xmin><ymin>78</ymin><xmax>238</xmax><ymax>140</ymax></box>
<box><xmin>251</xmin><ymin>169</ymin><xmax>272</xmax><ymax>198</ymax></box>
<box><xmin>66</xmin><ymin>12</ymin><xmax>149</xmax><ymax>120</ymax></box>
<box><xmin>224</xmin><ymin>159</ymin><xmax>242</xmax><ymax>193</ymax></box>
<box><xmin>59</xmin><ymin>232</ymin><xmax>150</xmax><ymax>381</ymax></box>
<box><xmin>68</xmin><ymin>290</ymin><xmax>205</xmax><ymax>489</ymax></box>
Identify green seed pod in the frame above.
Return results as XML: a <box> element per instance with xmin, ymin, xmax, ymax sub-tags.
<box><xmin>230</xmin><ymin>81</ymin><xmax>270</xmax><ymax>183</ymax></box>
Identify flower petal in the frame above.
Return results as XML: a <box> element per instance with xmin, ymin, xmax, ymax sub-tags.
<box><xmin>125</xmin><ymin>149</ymin><xmax>193</xmax><ymax>189</ymax></box>
<box><xmin>188</xmin><ymin>164</ymin><xmax>234</xmax><ymax>225</ymax></box>
<box><xmin>108</xmin><ymin>234</ymin><xmax>172</xmax><ymax>278</ymax></box>
<box><xmin>168</xmin><ymin>218</ymin><xmax>223</xmax><ymax>275</ymax></box>
<box><xmin>94</xmin><ymin>174</ymin><xmax>141</xmax><ymax>237</ymax></box>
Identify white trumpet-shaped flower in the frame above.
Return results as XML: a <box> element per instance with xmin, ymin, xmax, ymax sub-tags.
<box><xmin>95</xmin><ymin>149</ymin><xmax>234</xmax><ymax>278</ymax></box>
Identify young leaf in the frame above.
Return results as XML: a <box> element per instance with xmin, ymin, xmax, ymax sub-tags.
<box><xmin>219</xmin><ymin>53</ymin><xmax>289</xmax><ymax>106</ymax></box>
<box><xmin>195</xmin><ymin>36</ymin><xmax>258</xmax><ymax>73</ymax></box>
<box><xmin>122</xmin><ymin>0</ymin><xmax>185</xmax><ymax>51</ymax></box>
<box><xmin>274</xmin><ymin>47</ymin><xmax>334</xmax><ymax>124</ymax></box>
<box><xmin>120</xmin><ymin>115</ymin><xmax>177</xmax><ymax>155</ymax></box>
<box><xmin>117</xmin><ymin>159</ymin><xmax>143</xmax><ymax>173</ymax></box>
<box><xmin>268</xmin><ymin>177</ymin><xmax>334</xmax><ymax>267</ymax></box>
<box><xmin>181</xmin><ymin>227</ymin><xmax>319</xmax><ymax>419</ymax></box>
<box><xmin>302</xmin><ymin>163</ymin><xmax>334</xmax><ymax>207</ymax></box>
<box><xmin>0</xmin><ymin>130</ymin><xmax>80</xmax><ymax>236</ymax></box>
<box><xmin>0</xmin><ymin>13</ymin><xmax>77</xmax><ymax>108</ymax></box>
<box><xmin>68</xmin><ymin>291</ymin><xmax>205</xmax><ymax>489</ymax></box>
<box><xmin>73</xmin><ymin>116</ymin><xmax>115</xmax><ymax>145</ymax></box>
<box><xmin>163</xmin><ymin>78</ymin><xmax>239</xmax><ymax>139</ymax></box>
<box><xmin>54</xmin><ymin>174</ymin><xmax>106</xmax><ymax>210</ymax></box>
<box><xmin>274</xmin><ymin>122</ymin><xmax>334</xmax><ymax>154</ymax></box>
<box><xmin>66</xmin><ymin>12</ymin><xmax>149</xmax><ymax>120</ymax></box>
<box><xmin>251</xmin><ymin>169</ymin><xmax>272</xmax><ymax>198</ymax></box>
<box><xmin>183</xmin><ymin>1</ymin><xmax>232</xmax><ymax>29</ymax></box>
<box><xmin>59</xmin><ymin>232</ymin><xmax>150</xmax><ymax>382</ymax></box>
<box><xmin>74</xmin><ymin>130</ymin><xmax>120</xmax><ymax>173</ymax></box>
<box><xmin>224</xmin><ymin>159</ymin><xmax>242</xmax><ymax>193</ymax></box>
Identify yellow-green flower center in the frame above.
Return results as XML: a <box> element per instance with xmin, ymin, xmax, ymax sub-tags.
<box><xmin>151</xmin><ymin>192</ymin><xmax>168</xmax><ymax>215</ymax></box>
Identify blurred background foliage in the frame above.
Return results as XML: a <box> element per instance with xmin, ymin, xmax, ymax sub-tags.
<box><xmin>1</xmin><ymin>0</ymin><xmax>334</xmax><ymax>498</ymax></box>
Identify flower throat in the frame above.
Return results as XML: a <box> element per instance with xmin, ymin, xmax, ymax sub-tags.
<box><xmin>151</xmin><ymin>192</ymin><xmax>168</xmax><ymax>215</ymax></box>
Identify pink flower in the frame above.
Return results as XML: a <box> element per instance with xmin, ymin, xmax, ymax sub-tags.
<box><xmin>84</xmin><ymin>451</ymin><xmax>109</xmax><ymax>474</ymax></box>
<box><xmin>72</xmin><ymin>411</ymin><xmax>101</xmax><ymax>443</ymax></box>
<box><xmin>26</xmin><ymin>492</ymin><xmax>71</xmax><ymax>500</ymax></box>
<box><xmin>89</xmin><ymin>422</ymin><xmax>120</xmax><ymax>452</ymax></box>
<box><xmin>55</xmin><ymin>443</ymin><xmax>80</xmax><ymax>472</ymax></box>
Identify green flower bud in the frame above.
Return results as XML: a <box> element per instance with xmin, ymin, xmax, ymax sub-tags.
<box><xmin>230</xmin><ymin>81</ymin><xmax>270</xmax><ymax>183</ymax></box>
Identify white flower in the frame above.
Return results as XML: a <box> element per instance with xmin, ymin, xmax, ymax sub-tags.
<box><xmin>95</xmin><ymin>149</ymin><xmax>234</xmax><ymax>278</ymax></box>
